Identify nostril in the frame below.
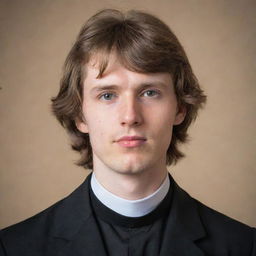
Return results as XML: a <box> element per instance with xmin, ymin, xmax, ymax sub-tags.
<box><xmin>121</xmin><ymin>120</ymin><xmax>140</xmax><ymax>126</ymax></box>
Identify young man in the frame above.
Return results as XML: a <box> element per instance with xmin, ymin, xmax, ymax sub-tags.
<box><xmin>0</xmin><ymin>9</ymin><xmax>255</xmax><ymax>256</ymax></box>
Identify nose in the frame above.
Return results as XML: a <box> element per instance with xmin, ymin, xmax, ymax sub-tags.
<box><xmin>119</xmin><ymin>95</ymin><xmax>143</xmax><ymax>127</ymax></box>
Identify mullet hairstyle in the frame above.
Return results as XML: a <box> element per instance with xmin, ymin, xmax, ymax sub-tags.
<box><xmin>51</xmin><ymin>9</ymin><xmax>207</xmax><ymax>169</ymax></box>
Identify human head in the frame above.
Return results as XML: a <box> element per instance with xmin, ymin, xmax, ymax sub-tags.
<box><xmin>51</xmin><ymin>9</ymin><xmax>206</xmax><ymax>169</ymax></box>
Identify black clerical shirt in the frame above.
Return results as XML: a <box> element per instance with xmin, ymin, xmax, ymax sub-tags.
<box><xmin>89</xmin><ymin>179</ymin><xmax>173</xmax><ymax>256</ymax></box>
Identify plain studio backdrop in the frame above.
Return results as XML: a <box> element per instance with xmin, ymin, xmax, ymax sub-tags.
<box><xmin>0</xmin><ymin>0</ymin><xmax>255</xmax><ymax>229</ymax></box>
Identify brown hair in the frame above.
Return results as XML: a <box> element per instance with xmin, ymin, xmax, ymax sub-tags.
<box><xmin>51</xmin><ymin>9</ymin><xmax>206</xmax><ymax>169</ymax></box>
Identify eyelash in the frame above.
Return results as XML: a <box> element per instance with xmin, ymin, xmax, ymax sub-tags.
<box><xmin>141</xmin><ymin>89</ymin><xmax>160</xmax><ymax>98</ymax></box>
<box><xmin>99</xmin><ymin>92</ymin><xmax>117</xmax><ymax>101</ymax></box>
<box><xmin>98</xmin><ymin>89</ymin><xmax>160</xmax><ymax>101</ymax></box>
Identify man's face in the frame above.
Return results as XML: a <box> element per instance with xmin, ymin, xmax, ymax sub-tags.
<box><xmin>77</xmin><ymin>55</ymin><xmax>185</xmax><ymax>176</ymax></box>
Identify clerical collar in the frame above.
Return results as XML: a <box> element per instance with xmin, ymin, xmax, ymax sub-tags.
<box><xmin>90</xmin><ymin>172</ymin><xmax>170</xmax><ymax>218</ymax></box>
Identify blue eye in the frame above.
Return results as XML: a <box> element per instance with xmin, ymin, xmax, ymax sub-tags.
<box><xmin>100</xmin><ymin>92</ymin><xmax>116</xmax><ymax>101</ymax></box>
<box><xmin>143</xmin><ymin>90</ymin><xmax>159</xmax><ymax>97</ymax></box>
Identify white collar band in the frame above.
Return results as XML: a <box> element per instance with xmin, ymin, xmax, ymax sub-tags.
<box><xmin>90</xmin><ymin>172</ymin><xmax>170</xmax><ymax>217</ymax></box>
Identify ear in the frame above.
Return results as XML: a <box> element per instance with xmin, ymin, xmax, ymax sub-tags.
<box><xmin>174</xmin><ymin>106</ymin><xmax>186</xmax><ymax>125</ymax></box>
<box><xmin>76</xmin><ymin>118</ymin><xmax>89</xmax><ymax>133</ymax></box>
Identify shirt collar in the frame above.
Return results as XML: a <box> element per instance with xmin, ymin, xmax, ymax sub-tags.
<box><xmin>91</xmin><ymin>172</ymin><xmax>170</xmax><ymax>217</ymax></box>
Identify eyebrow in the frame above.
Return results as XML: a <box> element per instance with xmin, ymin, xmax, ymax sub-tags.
<box><xmin>140</xmin><ymin>82</ymin><xmax>169</xmax><ymax>90</ymax></box>
<box><xmin>90</xmin><ymin>85</ymin><xmax>119</xmax><ymax>95</ymax></box>
<box><xmin>89</xmin><ymin>82</ymin><xmax>170</xmax><ymax>95</ymax></box>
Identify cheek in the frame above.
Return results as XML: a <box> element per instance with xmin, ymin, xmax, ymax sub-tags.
<box><xmin>84</xmin><ymin>108</ymin><xmax>114</xmax><ymax>140</ymax></box>
<box><xmin>147</xmin><ymin>106</ymin><xmax>175</xmax><ymax>144</ymax></box>
<box><xmin>147</xmin><ymin>104</ymin><xmax>177</xmax><ymax>127</ymax></box>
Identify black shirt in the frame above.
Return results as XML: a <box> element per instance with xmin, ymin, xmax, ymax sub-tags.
<box><xmin>89</xmin><ymin>178</ymin><xmax>173</xmax><ymax>256</ymax></box>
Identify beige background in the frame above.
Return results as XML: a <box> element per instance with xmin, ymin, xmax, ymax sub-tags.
<box><xmin>0</xmin><ymin>0</ymin><xmax>255</xmax><ymax>229</ymax></box>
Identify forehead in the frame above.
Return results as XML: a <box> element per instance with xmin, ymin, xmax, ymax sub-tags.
<box><xmin>86</xmin><ymin>53</ymin><xmax>121</xmax><ymax>78</ymax></box>
<box><xmin>84</xmin><ymin>53</ymin><xmax>173</xmax><ymax>88</ymax></box>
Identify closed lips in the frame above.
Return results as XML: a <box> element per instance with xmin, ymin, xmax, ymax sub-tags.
<box><xmin>116</xmin><ymin>136</ymin><xmax>146</xmax><ymax>142</ymax></box>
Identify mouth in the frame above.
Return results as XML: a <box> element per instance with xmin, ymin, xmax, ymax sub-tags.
<box><xmin>116</xmin><ymin>136</ymin><xmax>147</xmax><ymax>148</ymax></box>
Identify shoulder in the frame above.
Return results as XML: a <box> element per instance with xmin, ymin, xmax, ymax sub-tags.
<box><xmin>196</xmin><ymin>198</ymin><xmax>253</xmax><ymax>232</ymax></box>
<box><xmin>171</xmin><ymin>180</ymin><xmax>256</xmax><ymax>255</ymax></box>
<box><xmin>197</xmin><ymin>198</ymin><xmax>254</xmax><ymax>235</ymax></box>
<box><xmin>196</xmin><ymin>199</ymin><xmax>256</xmax><ymax>254</ymax></box>
<box><xmin>0</xmin><ymin>197</ymin><xmax>66</xmax><ymax>255</ymax></box>
<box><xmin>0</xmin><ymin>177</ymin><xmax>92</xmax><ymax>256</ymax></box>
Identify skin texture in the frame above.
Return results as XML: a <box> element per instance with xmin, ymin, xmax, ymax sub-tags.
<box><xmin>77</xmin><ymin>54</ymin><xmax>186</xmax><ymax>199</ymax></box>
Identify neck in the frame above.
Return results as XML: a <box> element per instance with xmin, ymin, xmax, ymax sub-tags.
<box><xmin>92</xmin><ymin>161</ymin><xmax>168</xmax><ymax>200</ymax></box>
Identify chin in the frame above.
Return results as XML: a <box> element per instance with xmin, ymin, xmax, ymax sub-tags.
<box><xmin>115</xmin><ymin>167</ymin><xmax>145</xmax><ymax>175</ymax></box>
<box><xmin>110</xmin><ymin>157</ymin><xmax>152</xmax><ymax>176</ymax></box>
